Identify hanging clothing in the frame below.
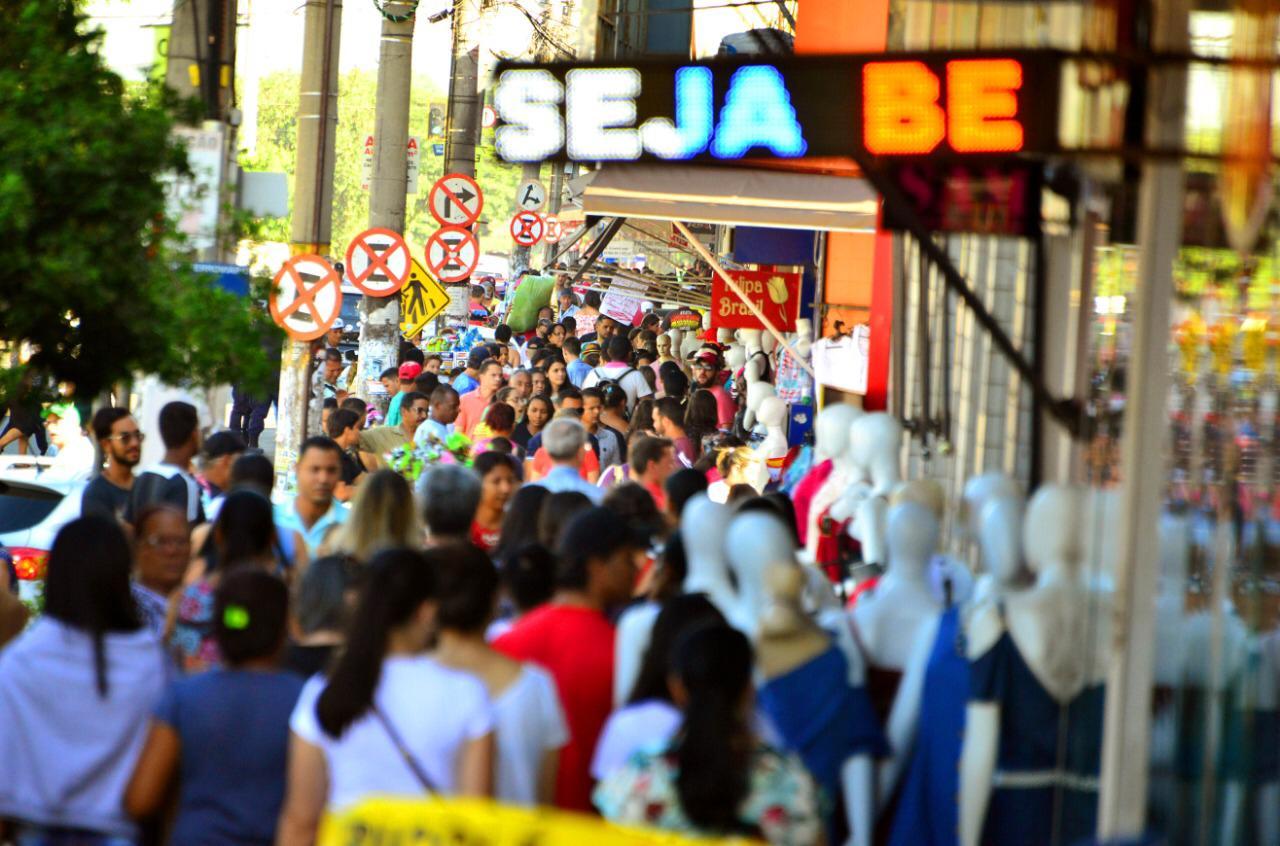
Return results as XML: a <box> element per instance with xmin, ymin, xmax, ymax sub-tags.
<box><xmin>969</xmin><ymin>609</ymin><xmax>1106</xmax><ymax>846</ymax></box>
<box><xmin>888</xmin><ymin>605</ymin><xmax>968</xmax><ymax>846</ymax></box>
<box><xmin>757</xmin><ymin>644</ymin><xmax>889</xmax><ymax>844</ymax></box>
<box><xmin>774</xmin><ymin>346</ymin><xmax>810</xmax><ymax>405</ymax></box>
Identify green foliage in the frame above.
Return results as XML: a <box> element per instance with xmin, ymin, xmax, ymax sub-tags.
<box><xmin>0</xmin><ymin>0</ymin><xmax>278</xmax><ymax>404</ymax></box>
<box><xmin>241</xmin><ymin>69</ymin><xmax>529</xmax><ymax>260</ymax></box>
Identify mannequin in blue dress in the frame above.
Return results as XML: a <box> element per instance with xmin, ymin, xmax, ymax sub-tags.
<box><xmin>959</xmin><ymin>484</ymin><xmax>1113</xmax><ymax>846</ymax></box>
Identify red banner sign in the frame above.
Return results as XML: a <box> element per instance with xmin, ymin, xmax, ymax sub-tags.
<box><xmin>711</xmin><ymin>270</ymin><xmax>801</xmax><ymax>332</ymax></box>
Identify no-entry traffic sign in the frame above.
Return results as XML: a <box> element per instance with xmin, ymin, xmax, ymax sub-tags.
<box><xmin>345</xmin><ymin>227</ymin><xmax>411</xmax><ymax>296</ymax></box>
<box><xmin>428</xmin><ymin>173</ymin><xmax>484</xmax><ymax>226</ymax></box>
<box><xmin>400</xmin><ymin>259</ymin><xmax>451</xmax><ymax>338</ymax></box>
<box><xmin>516</xmin><ymin>180</ymin><xmax>546</xmax><ymax>212</ymax></box>
<box><xmin>510</xmin><ymin>211</ymin><xmax>545</xmax><ymax>246</ymax></box>
<box><xmin>425</xmin><ymin>226</ymin><xmax>480</xmax><ymax>283</ymax></box>
<box><xmin>543</xmin><ymin>214</ymin><xmax>563</xmax><ymax>243</ymax></box>
<box><xmin>270</xmin><ymin>255</ymin><xmax>343</xmax><ymax>341</ymax></box>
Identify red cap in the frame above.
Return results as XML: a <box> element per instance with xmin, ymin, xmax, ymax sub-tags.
<box><xmin>398</xmin><ymin>362</ymin><xmax>422</xmax><ymax>380</ymax></box>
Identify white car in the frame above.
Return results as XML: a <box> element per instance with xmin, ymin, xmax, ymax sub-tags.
<box><xmin>0</xmin><ymin>457</ymin><xmax>84</xmax><ymax>602</ymax></box>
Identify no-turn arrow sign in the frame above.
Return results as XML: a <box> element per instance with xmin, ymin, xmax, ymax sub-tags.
<box><xmin>428</xmin><ymin>173</ymin><xmax>484</xmax><ymax>226</ymax></box>
<box><xmin>270</xmin><ymin>255</ymin><xmax>343</xmax><ymax>341</ymax></box>
<box><xmin>516</xmin><ymin>179</ymin><xmax>546</xmax><ymax>212</ymax></box>
<box><xmin>510</xmin><ymin>211</ymin><xmax>545</xmax><ymax>246</ymax></box>
<box><xmin>345</xmin><ymin>227</ymin><xmax>410</xmax><ymax>296</ymax></box>
<box><xmin>425</xmin><ymin>226</ymin><xmax>481</xmax><ymax>283</ymax></box>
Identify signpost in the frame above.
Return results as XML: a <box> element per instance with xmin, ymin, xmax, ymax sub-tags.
<box><xmin>399</xmin><ymin>258</ymin><xmax>450</xmax><ymax>338</ymax></box>
<box><xmin>270</xmin><ymin>255</ymin><xmax>343</xmax><ymax>341</ymax></box>
<box><xmin>510</xmin><ymin>211</ymin><xmax>545</xmax><ymax>246</ymax></box>
<box><xmin>516</xmin><ymin>179</ymin><xmax>547</xmax><ymax>212</ymax></box>
<box><xmin>345</xmin><ymin>228</ymin><xmax>412</xmax><ymax>296</ymax></box>
<box><xmin>543</xmin><ymin>214</ymin><xmax>563</xmax><ymax>243</ymax></box>
<box><xmin>428</xmin><ymin>173</ymin><xmax>484</xmax><ymax>226</ymax></box>
<box><xmin>425</xmin><ymin>226</ymin><xmax>481</xmax><ymax>283</ymax></box>
<box><xmin>710</xmin><ymin>269</ymin><xmax>801</xmax><ymax>332</ymax></box>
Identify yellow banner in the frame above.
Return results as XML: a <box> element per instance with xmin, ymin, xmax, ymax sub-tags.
<box><xmin>320</xmin><ymin>797</ymin><xmax>760</xmax><ymax>846</ymax></box>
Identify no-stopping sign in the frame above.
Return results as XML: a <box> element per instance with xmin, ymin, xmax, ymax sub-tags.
<box><xmin>425</xmin><ymin>226</ymin><xmax>480</xmax><ymax>283</ymax></box>
<box><xmin>270</xmin><ymin>255</ymin><xmax>343</xmax><ymax>341</ymax></box>
<box><xmin>510</xmin><ymin>211</ymin><xmax>545</xmax><ymax>246</ymax></box>
<box><xmin>428</xmin><ymin>173</ymin><xmax>484</xmax><ymax>226</ymax></box>
<box><xmin>345</xmin><ymin>227</ymin><xmax>410</xmax><ymax>296</ymax></box>
<box><xmin>543</xmin><ymin>215</ymin><xmax>563</xmax><ymax>243</ymax></box>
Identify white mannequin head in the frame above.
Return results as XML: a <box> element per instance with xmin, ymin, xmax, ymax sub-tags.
<box><xmin>759</xmin><ymin>333</ymin><xmax>778</xmax><ymax>356</ymax></box>
<box><xmin>680</xmin><ymin>332</ymin><xmax>702</xmax><ymax>360</ymax></box>
<box><xmin>960</xmin><ymin>473</ymin><xmax>1022</xmax><ymax>539</ymax></box>
<box><xmin>1023</xmin><ymin>484</ymin><xmax>1087</xmax><ymax>577</ymax></box>
<box><xmin>665</xmin><ymin>328</ymin><xmax>682</xmax><ymax>354</ymax></box>
<box><xmin>886</xmin><ymin>501</ymin><xmax>939</xmax><ymax>580</ymax></box>
<box><xmin>681</xmin><ymin>495</ymin><xmax>737</xmax><ymax>614</ymax></box>
<box><xmin>758</xmin><ymin>396</ymin><xmax>786</xmax><ymax>430</ymax></box>
<box><xmin>737</xmin><ymin>328</ymin><xmax>762</xmax><ymax>351</ymax></box>
<box><xmin>979</xmin><ymin>495</ymin><xmax>1026</xmax><ymax>587</ymax></box>
<box><xmin>890</xmin><ymin>478</ymin><xmax>946</xmax><ymax>522</ymax></box>
<box><xmin>794</xmin><ymin>318</ymin><xmax>814</xmax><ymax>359</ymax></box>
<box><xmin>849</xmin><ymin>412</ymin><xmax>902</xmax><ymax>493</ymax></box>
<box><xmin>724</xmin><ymin>510</ymin><xmax>798</xmax><ymax>636</ymax></box>
<box><xmin>744</xmin><ymin>380</ymin><xmax>777</xmax><ymax>430</ymax></box>
<box><xmin>716</xmin><ymin>328</ymin><xmax>735</xmax><ymax>345</ymax></box>
<box><xmin>724</xmin><ymin>342</ymin><xmax>746</xmax><ymax>371</ymax></box>
<box><xmin>814</xmin><ymin>402</ymin><xmax>861</xmax><ymax>463</ymax></box>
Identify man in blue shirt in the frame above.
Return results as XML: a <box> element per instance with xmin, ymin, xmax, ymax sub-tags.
<box><xmin>274</xmin><ymin>436</ymin><xmax>348</xmax><ymax>559</ymax></box>
<box><xmin>451</xmin><ymin>347</ymin><xmax>488</xmax><ymax>396</ymax></box>
<box><xmin>564</xmin><ymin>336</ymin><xmax>592</xmax><ymax>387</ymax></box>
<box><xmin>531</xmin><ymin>418</ymin><xmax>603</xmax><ymax>504</ymax></box>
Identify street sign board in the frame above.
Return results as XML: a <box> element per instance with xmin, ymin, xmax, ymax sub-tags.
<box><xmin>510</xmin><ymin>211</ymin><xmax>545</xmax><ymax>246</ymax></box>
<box><xmin>400</xmin><ymin>258</ymin><xmax>450</xmax><ymax>337</ymax></box>
<box><xmin>493</xmin><ymin>52</ymin><xmax>1061</xmax><ymax>164</ymax></box>
<box><xmin>711</xmin><ymin>269</ymin><xmax>801</xmax><ymax>332</ymax></box>
<box><xmin>599</xmin><ymin>277</ymin><xmax>647</xmax><ymax>327</ymax></box>
<box><xmin>270</xmin><ymin>255</ymin><xmax>343</xmax><ymax>341</ymax></box>
<box><xmin>543</xmin><ymin>215</ymin><xmax>563</xmax><ymax>243</ymax></box>
<box><xmin>361</xmin><ymin>135</ymin><xmax>422</xmax><ymax>193</ymax></box>
<box><xmin>516</xmin><ymin>179</ymin><xmax>547</xmax><ymax>212</ymax></box>
<box><xmin>429</xmin><ymin>173</ymin><xmax>484</xmax><ymax>226</ymax></box>
<box><xmin>425</xmin><ymin>226</ymin><xmax>481</xmax><ymax>283</ymax></box>
<box><xmin>345</xmin><ymin>228</ymin><xmax>412</xmax><ymax>296</ymax></box>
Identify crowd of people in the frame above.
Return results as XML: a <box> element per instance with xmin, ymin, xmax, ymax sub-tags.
<box><xmin>0</xmin><ymin>311</ymin><xmax>829</xmax><ymax>846</ymax></box>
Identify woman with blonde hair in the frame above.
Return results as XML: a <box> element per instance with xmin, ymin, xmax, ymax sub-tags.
<box><xmin>323</xmin><ymin>469</ymin><xmax>422</xmax><ymax>561</ymax></box>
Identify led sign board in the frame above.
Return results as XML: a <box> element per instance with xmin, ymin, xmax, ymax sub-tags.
<box><xmin>493</xmin><ymin>52</ymin><xmax>1061</xmax><ymax>164</ymax></box>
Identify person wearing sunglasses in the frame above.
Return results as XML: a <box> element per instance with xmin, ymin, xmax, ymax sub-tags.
<box><xmin>82</xmin><ymin>407</ymin><xmax>144</xmax><ymax>524</ymax></box>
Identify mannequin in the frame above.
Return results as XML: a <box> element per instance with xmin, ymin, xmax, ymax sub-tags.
<box><xmin>680</xmin><ymin>495</ymin><xmax>737</xmax><ymax>616</ymax></box>
<box><xmin>743</xmin><ymin>379</ymin><xmax>776</xmax><ymax>434</ymax></box>
<box><xmin>755</xmin><ymin>563</ymin><xmax>884</xmax><ymax>846</ymax></box>
<box><xmin>756</xmin><ymin>396</ymin><xmax>788</xmax><ymax>483</ymax></box>
<box><xmin>891</xmin><ymin>479</ymin><xmax>974</xmax><ymax>608</ymax></box>
<box><xmin>738</xmin><ymin>328</ymin><xmax>765</xmax><ymax>384</ymax></box>
<box><xmin>793</xmin><ymin>318</ymin><xmax>814</xmax><ymax>361</ymax></box>
<box><xmin>959</xmin><ymin>473</ymin><xmax>1022</xmax><ymax>570</ymax></box>
<box><xmin>969</xmin><ymin>495</ymin><xmax>1031</xmax><ymax>606</ymax></box>
<box><xmin>800</xmin><ymin>402</ymin><xmax>865</xmax><ymax>562</ymax></box>
<box><xmin>959</xmin><ymin>484</ymin><xmax>1112</xmax><ymax>846</ymax></box>
<box><xmin>835</xmin><ymin>413</ymin><xmax>904</xmax><ymax>567</ymax></box>
<box><xmin>849</xmin><ymin>501</ymin><xmax>944</xmax><ymax>724</ymax></box>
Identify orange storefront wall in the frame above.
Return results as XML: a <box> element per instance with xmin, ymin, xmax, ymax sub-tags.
<box><xmin>794</xmin><ymin>0</ymin><xmax>894</xmax><ymax>410</ymax></box>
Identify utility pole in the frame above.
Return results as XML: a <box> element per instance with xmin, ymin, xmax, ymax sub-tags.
<box><xmin>511</xmin><ymin>162</ymin><xmax>542</xmax><ymax>275</ymax></box>
<box><xmin>543</xmin><ymin>162</ymin><xmax>566</xmax><ymax>267</ymax></box>
<box><xmin>275</xmin><ymin>0</ymin><xmax>342</xmax><ymax>492</ymax></box>
<box><xmin>356</xmin><ymin>0</ymin><xmax>416</xmax><ymax>407</ymax></box>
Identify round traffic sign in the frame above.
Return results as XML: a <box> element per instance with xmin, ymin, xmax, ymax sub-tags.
<box><xmin>543</xmin><ymin>214</ymin><xmax>563</xmax><ymax>243</ymax></box>
<box><xmin>516</xmin><ymin>179</ymin><xmax>547</xmax><ymax>212</ymax></box>
<box><xmin>425</xmin><ymin>226</ymin><xmax>481</xmax><ymax>283</ymax></box>
<box><xmin>270</xmin><ymin>255</ymin><xmax>343</xmax><ymax>341</ymax></box>
<box><xmin>428</xmin><ymin>173</ymin><xmax>484</xmax><ymax>226</ymax></box>
<box><xmin>510</xmin><ymin>211</ymin><xmax>545</xmax><ymax>247</ymax></box>
<box><xmin>345</xmin><ymin>227</ymin><xmax>411</xmax><ymax>296</ymax></box>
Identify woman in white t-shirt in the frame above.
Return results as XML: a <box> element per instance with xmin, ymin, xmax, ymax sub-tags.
<box><xmin>592</xmin><ymin>594</ymin><xmax>726</xmax><ymax>781</ymax></box>
<box><xmin>278</xmin><ymin>549</ymin><xmax>495</xmax><ymax>845</ymax></box>
<box><xmin>432</xmin><ymin>544</ymin><xmax>569</xmax><ymax>806</ymax></box>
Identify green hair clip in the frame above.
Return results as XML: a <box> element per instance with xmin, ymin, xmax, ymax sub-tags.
<box><xmin>223</xmin><ymin>604</ymin><xmax>250</xmax><ymax>630</ymax></box>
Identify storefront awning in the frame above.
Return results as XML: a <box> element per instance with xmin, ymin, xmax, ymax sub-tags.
<box><xmin>578</xmin><ymin>164</ymin><xmax>879</xmax><ymax>233</ymax></box>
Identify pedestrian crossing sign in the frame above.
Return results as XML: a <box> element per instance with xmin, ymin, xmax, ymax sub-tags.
<box><xmin>400</xmin><ymin>258</ymin><xmax>449</xmax><ymax>338</ymax></box>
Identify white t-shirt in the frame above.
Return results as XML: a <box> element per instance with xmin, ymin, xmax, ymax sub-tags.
<box><xmin>290</xmin><ymin>655</ymin><xmax>494</xmax><ymax>810</ymax></box>
<box><xmin>493</xmin><ymin>665</ymin><xmax>570</xmax><ymax>806</ymax></box>
<box><xmin>590</xmin><ymin>699</ymin><xmax>682</xmax><ymax>781</ymax></box>
<box><xmin>582</xmin><ymin>364</ymin><xmax>652</xmax><ymax>413</ymax></box>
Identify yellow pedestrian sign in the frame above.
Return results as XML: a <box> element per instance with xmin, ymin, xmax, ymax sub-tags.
<box><xmin>400</xmin><ymin>258</ymin><xmax>449</xmax><ymax>338</ymax></box>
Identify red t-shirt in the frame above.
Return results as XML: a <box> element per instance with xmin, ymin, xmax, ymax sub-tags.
<box><xmin>469</xmin><ymin>520</ymin><xmax>500</xmax><ymax>553</ymax></box>
<box><xmin>493</xmin><ymin>604</ymin><xmax>615</xmax><ymax>812</ymax></box>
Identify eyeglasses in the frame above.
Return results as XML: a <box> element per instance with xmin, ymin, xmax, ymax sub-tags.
<box><xmin>142</xmin><ymin>535</ymin><xmax>188</xmax><ymax>551</ymax></box>
<box><xmin>107</xmin><ymin>431</ymin><xmax>145</xmax><ymax>444</ymax></box>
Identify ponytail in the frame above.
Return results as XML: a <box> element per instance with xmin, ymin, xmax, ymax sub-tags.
<box><xmin>315</xmin><ymin>548</ymin><xmax>436</xmax><ymax>737</ymax></box>
<box><xmin>671</xmin><ymin>624</ymin><xmax>754</xmax><ymax>832</ymax></box>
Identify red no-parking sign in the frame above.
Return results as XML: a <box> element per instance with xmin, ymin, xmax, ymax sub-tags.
<box><xmin>510</xmin><ymin>211</ymin><xmax>545</xmax><ymax>246</ymax></box>
<box><xmin>425</xmin><ymin>226</ymin><xmax>481</xmax><ymax>283</ymax></box>
<box><xmin>270</xmin><ymin>255</ymin><xmax>343</xmax><ymax>341</ymax></box>
<box><xmin>428</xmin><ymin>173</ymin><xmax>484</xmax><ymax>226</ymax></box>
<box><xmin>345</xmin><ymin>227</ymin><xmax>411</xmax><ymax>296</ymax></box>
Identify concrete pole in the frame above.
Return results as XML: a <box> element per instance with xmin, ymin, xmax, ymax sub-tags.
<box><xmin>543</xmin><ymin>163</ymin><xmax>564</xmax><ymax>268</ymax></box>
<box><xmin>443</xmin><ymin>0</ymin><xmax>482</xmax><ymax>180</ymax></box>
<box><xmin>275</xmin><ymin>0</ymin><xmax>342</xmax><ymax>493</ymax></box>
<box><xmin>1095</xmin><ymin>0</ymin><xmax>1188</xmax><ymax>835</ymax></box>
<box><xmin>356</xmin><ymin>1</ymin><xmax>415</xmax><ymax>407</ymax></box>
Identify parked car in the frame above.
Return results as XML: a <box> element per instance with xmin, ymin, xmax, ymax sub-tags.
<box><xmin>0</xmin><ymin>457</ymin><xmax>84</xmax><ymax>602</ymax></box>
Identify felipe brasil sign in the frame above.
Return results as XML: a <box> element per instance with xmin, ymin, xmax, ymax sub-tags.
<box><xmin>492</xmin><ymin>51</ymin><xmax>1062</xmax><ymax>165</ymax></box>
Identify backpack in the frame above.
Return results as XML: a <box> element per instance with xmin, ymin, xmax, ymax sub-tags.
<box><xmin>593</xmin><ymin>366</ymin><xmax>637</xmax><ymax>405</ymax></box>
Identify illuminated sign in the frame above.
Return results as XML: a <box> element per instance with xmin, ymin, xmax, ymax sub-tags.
<box><xmin>883</xmin><ymin>162</ymin><xmax>1043</xmax><ymax>238</ymax></box>
<box><xmin>494</xmin><ymin>51</ymin><xmax>1061</xmax><ymax>164</ymax></box>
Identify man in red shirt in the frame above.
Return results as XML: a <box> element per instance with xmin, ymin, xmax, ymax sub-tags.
<box><xmin>691</xmin><ymin>349</ymin><xmax>737</xmax><ymax>429</ymax></box>
<box><xmin>493</xmin><ymin>508</ymin><xmax>643</xmax><ymax>812</ymax></box>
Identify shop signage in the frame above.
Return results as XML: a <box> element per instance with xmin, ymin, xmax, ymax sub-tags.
<box><xmin>493</xmin><ymin>51</ymin><xmax>1060</xmax><ymax>164</ymax></box>
<box><xmin>711</xmin><ymin>269</ymin><xmax>800</xmax><ymax>332</ymax></box>
<box><xmin>883</xmin><ymin>161</ymin><xmax>1043</xmax><ymax>238</ymax></box>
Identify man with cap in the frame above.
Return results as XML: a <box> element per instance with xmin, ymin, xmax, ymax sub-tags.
<box><xmin>320</xmin><ymin>347</ymin><xmax>346</xmax><ymax>402</ymax></box>
<box><xmin>384</xmin><ymin>361</ymin><xmax>422</xmax><ymax>427</ymax></box>
<box><xmin>197</xmin><ymin>430</ymin><xmax>246</xmax><ymax>521</ymax></box>
<box><xmin>692</xmin><ymin>348</ymin><xmax>737</xmax><ymax>429</ymax></box>
<box><xmin>324</xmin><ymin>318</ymin><xmax>346</xmax><ymax>350</ymax></box>
<box><xmin>41</xmin><ymin>404</ymin><xmax>96</xmax><ymax>484</ymax></box>
<box><xmin>452</xmin><ymin>347</ymin><xmax>488</xmax><ymax>397</ymax></box>
<box><xmin>493</xmin><ymin>506</ymin><xmax>644</xmax><ymax>812</ymax></box>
